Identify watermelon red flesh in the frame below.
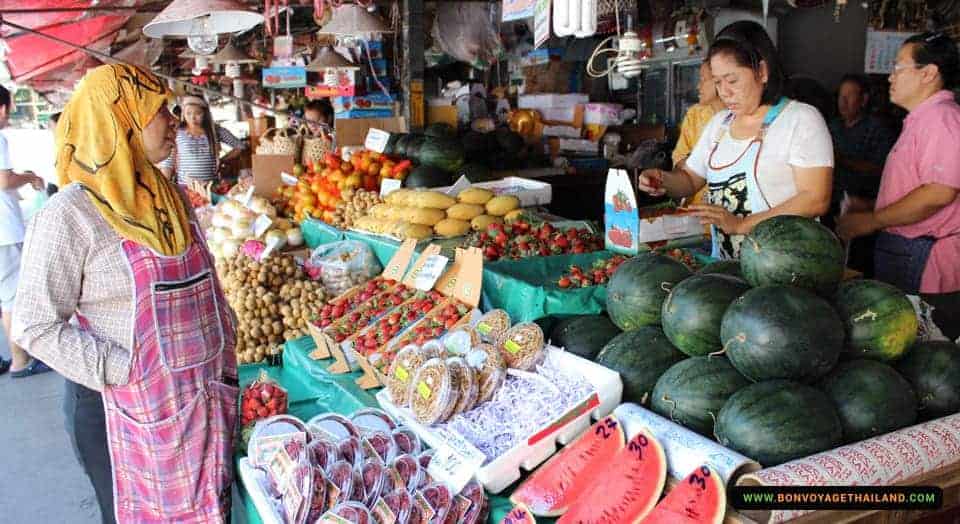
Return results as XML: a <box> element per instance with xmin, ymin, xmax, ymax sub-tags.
<box><xmin>641</xmin><ymin>465</ymin><xmax>725</xmax><ymax>524</ymax></box>
<box><xmin>721</xmin><ymin>285</ymin><xmax>843</xmax><ymax>383</ymax></box>
<box><xmin>661</xmin><ymin>274</ymin><xmax>750</xmax><ymax>357</ymax></box>
<box><xmin>833</xmin><ymin>279</ymin><xmax>918</xmax><ymax>362</ymax></box>
<box><xmin>607</xmin><ymin>252</ymin><xmax>692</xmax><ymax>331</ymax></box>
<box><xmin>500</xmin><ymin>506</ymin><xmax>537</xmax><ymax>524</ymax></box>
<box><xmin>739</xmin><ymin>215</ymin><xmax>844</xmax><ymax>295</ymax></box>
<box><xmin>557</xmin><ymin>430</ymin><xmax>667</xmax><ymax>524</ymax></box>
<box><xmin>510</xmin><ymin>416</ymin><xmax>626</xmax><ymax>517</ymax></box>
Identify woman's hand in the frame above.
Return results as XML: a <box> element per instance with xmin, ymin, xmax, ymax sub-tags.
<box><xmin>686</xmin><ymin>204</ymin><xmax>745</xmax><ymax>235</ymax></box>
<box><xmin>836</xmin><ymin>211</ymin><xmax>880</xmax><ymax>241</ymax></box>
<box><xmin>637</xmin><ymin>169</ymin><xmax>667</xmax><ymax>197</ymax></box>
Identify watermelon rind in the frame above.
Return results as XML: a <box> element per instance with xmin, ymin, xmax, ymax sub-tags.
<box><xmin>716</xmin><ymin>380</ymin><xmax>843</xmax><ymax>466</ymax></box>
<box><xmin>607</xmin><ymin>252</ymin><xmax>692</xmax><ymax>331</ymax></box>
<box><xmin>721</xmin><ymin>285</ymin><xmax>844</xmax><ymax>383</ymax></box>
<box><xmin>833</xmin><ymin>279</ymin><xmax>918</xmax><ymax>362</ymax></box>
<box><xmin>818</xmin><ymin>359</ymin><xmax>918</xmax><ymax>443</ymax></box>
<box><xmin>651</xmin><ymin>356</ymin><xmax>750</xmax><ymax>436</ymax></box>
<box><xmin>549</xmin><ymin>315</ymin><xmax>621</xmax><ymax>360</ymax></box>
<box><xmin>699</xmin><ymin>260</ymin><xmax>743</xmax><ymax>278</ymax></box>
<box><xmin>896</xmin><ymin>340</ymin><xmax>960</xmax><ymax>420</ymax></box>
<box><xmin>661</xmin><ymin>274</ymin><xmax>750</xmax><ymax>357</ymax></box>
<box><xmin>739</xmin><ymin>215</ymin><xmax>844</xmax><ymax>295</ymax></box>
<box><xmin>510</xmin><ymin>415</ymin><xmax>626</xmax><ymax>517</ymax></box>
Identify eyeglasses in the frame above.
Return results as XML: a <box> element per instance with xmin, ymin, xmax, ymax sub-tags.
<box><xmin>891</xmin><ymin>62</ymin><xmax>925</xmax><ymax>74</ymax></box>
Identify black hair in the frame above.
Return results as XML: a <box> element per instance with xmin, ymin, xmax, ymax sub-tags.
<box><xmin>838</xmin><ymin>74</ymin><xmax>871</xmax><ymax>97</ymax></box>
<box><xmin>707</xmin><ymin>21</ymin><xmax>786</xmax><ymax>105</ymax></box>
<box><xmin>304</xmin><ymin>99</ymin><xmax>334</xmax><ymax>121</ymax></box>
<box><xmin>50</xmin><ymin>112</ymin><xmax>61</xmax><ymax>125</ymax></box>
<box><xmin>904</xmin><ymin>31</ymin><xmax>960</xmax><ymax>89</ymax></box>
<box><xmin>0</xmin><ymin>85</ymin><xmax>9</xmax><ymax>110</ymax></box>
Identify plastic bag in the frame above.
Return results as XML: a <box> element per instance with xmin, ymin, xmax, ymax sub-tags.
<box><xmin>431</xmin><ymin>3</ymin><xmax>505</xmax><ymax>70</ymax></box>
<box><xmin>306</xmin><ymin>240</ymin><xmax>383</xmax><ymax>297</ymax></box>
<box><xmin>241</xmin><ymin>370</ymin><xmax>290</xmax><ymax>427</ymax></box>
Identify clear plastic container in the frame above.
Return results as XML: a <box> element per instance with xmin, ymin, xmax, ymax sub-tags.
<box><xmin>352</xmin><ymin>408</ymin><xmax>398</xmax><ymax>433</ymax></box>
<box><xmin>391</xmin><ymin>427</ymin><xmax>422</xmax><ymax>456</ymax></box>
<box><xmin>475</xmin><ymin>309</ymin><xmax>511</xmax><ymax>344</ymax></box>
<box><xmin>446</xmin><ymin>357</ymin><xmax>479</xmax><ymax>417</ymax></box>
<box><xmin>390</xmin><ymin>454</ymin><xmax>424</xmax><ymax>493</ymax></box>
<box><xmin>407</xmin><ymin>358</ymin><xmax>458</xmax><ymax>426</ymax></box>
<box><xmin>464</xmin><ymin>343</ymin><xmax>506</xmax><ymax>405</ymax></box>
<box><xmin>332</xmin><ymin>501</ymin><xmax>374</xmax><ymax>524</ymax></box>
<box><xmin>308</xmin><ymin>413</ymin><xmax>361</xmax><ymax>441</ymax></box>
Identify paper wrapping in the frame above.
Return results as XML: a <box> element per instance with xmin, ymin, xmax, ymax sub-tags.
<box><xmin>737</xmin><ymin>413</ymin><xmax>960</xmax><ymax>523</ymax></box>
<box><xmin>614</xmin><ymin>403</ymin><xmax>761</xmax><ymax>486</ymax></box>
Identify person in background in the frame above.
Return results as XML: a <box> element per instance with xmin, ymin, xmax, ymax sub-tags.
<box><xmin>638</xmin><ymin>21</ymin><xmax>834</xmax><ymax>259</ymax></box>
<box><xmin>14</xmin><ymin>64</ymin><xmax>237</xmax><ymax>522</ymax></box>
<box><xmin>0</xmin><ymin>85</ymin><xmax>50</xmax><ymax>377</ymax></box>
<box><xmin>158</xmin><ymin>95</ymin><xmax>247</xmax><ymax>185</ymax></box>
<box><xmin>828</xmin><ymin>74</ymin><xmax>898</xmax><ymax>276</ymax></box>
<box><xmin>302</xmin><ymin>98</ymin><xmax>334</xmax><ymax>136</ymax></box>
<box><xmin>837</xmin><ymin>31</ymin><xmax>960</xmax><ymax>340</ymax></box>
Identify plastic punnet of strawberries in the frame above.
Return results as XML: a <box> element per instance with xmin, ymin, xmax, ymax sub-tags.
<box><xmin>557</xmin><ymin>255</ymin><xmax>629</xmax><ymax>288</ymax></box>
<box><xmin>398</xmin><ymin>301</ymin><xmax>471</xmax><ymax>347</ymax></box>
<box><xmin>316</xmin><ymin>277</ymin><xmax>396</xmax><ymax>328</ymax></box>
<box><xmin>468</xmin><ymin>220</ymin><xmax>603</xmax><ymax>261</ymax></box>
<box><xmin>355</xmin><ymin>290</ymin><xmax>444</xmax><ymax>355</ymax></box>
<box><xmin>326</xmin><ymin>286</ymin><xmax>418</xmax><ymax>342</ymax></box>
<box><xmin>240</xmin><ymin>370</ymin><xmax>288</xmax><ymax>427</ymax></box>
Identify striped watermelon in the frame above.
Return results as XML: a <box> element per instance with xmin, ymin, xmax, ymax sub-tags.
<box><xmin>642</xmin><ymin>465</ymin><xmax>726</xmax><ymax>524</ymax></box>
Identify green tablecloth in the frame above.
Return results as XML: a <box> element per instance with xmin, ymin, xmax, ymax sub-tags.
<box><xmin>234</xmin><ymin>336</ymin><xmax>516</xmax><ymax>524</ymax></box>
<box><xmin>301</xmin><ymin>218</ymin><xmax>345</xmax><ymax>249</ymax></box>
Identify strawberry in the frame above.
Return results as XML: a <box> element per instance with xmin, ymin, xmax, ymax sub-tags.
<box><xmin>256</xmin><ymin>406</ymin><xmax>269</xmax><ymax>418</ymax></box>
<box><xmin>558</xmin><ymin>276</ymin><xmax>571</xmax><ymax>288</ymax></box>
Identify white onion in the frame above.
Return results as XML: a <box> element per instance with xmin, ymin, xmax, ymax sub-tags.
<box><xmin>286</xmin><ymin>228</ymin><xmax>303</xmax><ymax>247</ymax></box>
<box><xmin>264</xmin><ymin>230</ymin><xmax>286</xmax><ymax>249</ymax></box>
<box><xmin>221</xmin><ymin>239</ymin><xmax>240</xmax><ymax>259</ymax></box>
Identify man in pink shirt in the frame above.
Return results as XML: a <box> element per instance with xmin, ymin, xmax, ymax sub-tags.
<box><xmin>838</xmin><ymin>31</ymin><xmax>960</xmax><ymax>340</ymax></box>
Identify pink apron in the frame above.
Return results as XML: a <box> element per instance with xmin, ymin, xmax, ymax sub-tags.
<box><xmin>102</xmin><ymin>225</ymin><xmax>237</xmax><ymax>523</ymax></box>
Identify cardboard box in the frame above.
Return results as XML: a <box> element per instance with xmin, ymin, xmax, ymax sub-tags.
<box><xmin>333</xmin><ymin>92</ymin><xmax>395</xmax><ymax>113</ymax></box>
<box><xmin>426</xmin><ymin>105</ymin><xmax>458</xmax><ymax>127</ymax></box>
<box><xmin>252</xmin><ymin>154</ymin><xmax>296</xmax><ymax>197</ymax></box>
<box><xmin>334</xmin><ymin>117</ymin><xmax>407</xmax><ymax>147</ymax></box>
<box><xmin>521</xmin><ymin>61</ymin><xmax>578</xmax><ymax>94</ymax></box>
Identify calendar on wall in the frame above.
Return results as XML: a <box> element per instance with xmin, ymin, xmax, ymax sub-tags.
<box><xmin>865</xmin><ymin>29</ymin><xmax>914</xmax><ymax>74</ymax></box>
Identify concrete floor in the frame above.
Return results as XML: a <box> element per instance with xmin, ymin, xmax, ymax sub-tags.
<box><xmin>0</xmin><ymin>328</ymin><xmax>102</xmax><ymax>524</ymax></box>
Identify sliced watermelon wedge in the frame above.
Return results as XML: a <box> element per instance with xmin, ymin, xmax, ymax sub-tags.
<box><xmin>500</xmin><ymin>505</ymin><xmax>537</xmax><ymax>524</ymax></box>
<box><xmin>510</xmin><ymin>415</ymin><xmax>626</xmax><ymax>517</ymax></box>
<box><xmin>557</xmin><ymin>429</ymin><xmax>667</xmax><ymax>524</ymax></box>
<box><xmin>642</xmin><ymin>465</ymin><xmax>726</xmax><ymax>524</ymax></box>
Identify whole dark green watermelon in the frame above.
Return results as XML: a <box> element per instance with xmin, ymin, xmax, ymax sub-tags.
<box><xmin>417</xmin><ymin>137</ymin><xmax>466</xmax><ymax>173</ymax></box>
<box><xmin>461</xmin><ymin>131</ymin><xmax>490</xmax><ymax>160</ymax></box>
<box><xmin>606</xmin><ymin>253</ymin><xmax>693</xmax><ymax>331</ymax></box>
<box><xmin>403</xmin><ymin>165</ymin><xmax>452</xmax><ymax>188</ymax></box>
<box><xmin>595</xmin><ymin>326</ymin><xmax>685</xmax><ymax>405</ymax></box>
<box><xmin>721</xmin><ymin>285</ymin><xmax>843</xmax><ymax>383</ymax></box>
<box><xmin>833</xmin><ymin>279</ymin><xmax>918</xmax><ymax>362</ymax></box>
<box><xmin>384</xmin><ymin>133</ymin><xmax>401</xmax><ymax>156</ymax></box>
<box><xmin>651</xmin><ymin>356</ymin><xmax>750</xmax><ymax>436</ymax></box>
<box><xmin>495</xmin><ymin>128</ymin><xmax>525</xmax><ymax>154</ymax></box>
<box><xmin>740</xmin><ymin>215</ymin><xmax>844</xmax><ymax>295</ymax></box>
<box><xmin>394</xmin><ymin>133</ymin><xmax>414</xmax><ymax>157</ymax></box>
<box><xmin>699</xmin><ymin>260</ymin><xmax>743</xmax><ymax>278</ymax></box>
<box><xmin>549</xmin><ymin>315</ymin><xmax>621</xmax><ymax>360</ymax></box>
<box><xmin>424</xmin><ymin>122</ymin><xmax>456</xmax><ymax>139</ymax></box>
<box><xmin>716</xmin><ymin>380</ymin><xmax>843</xmax><ymax>466</ymax></box>
<box><xmin>458</xmin><ymin>163</ymin><xmax>498</xmax><ymax>183</ymax></box>
<box><xmin>661</xmin><ymin>274</ymin><xmax>751</xmax><ymax>357</ymax></box>
<box><xmin>818</xmin><ymin>359</ymin><xmax>917</xmax><ymax>443</ymax></box>
<box><xmin>896</xmin><ymin>340</ymin><xmax>960</xmax><ymax>420</ymax></box>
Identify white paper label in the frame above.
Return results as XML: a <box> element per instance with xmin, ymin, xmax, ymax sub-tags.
<box><xmin>241</xmin><ymin>185</ymin><xmax>256</xmax><ymax>207</ymax></box>
<box><xmin>260</xmin><ymin>235</ymin><xmax>283</xmax><ymax>260</ymax></box>
<box><xmin>281</xmin><ymin>171</ymin><xmax>298</xmax><ymax>186</ymax></box>
<box><xmin>427</xmin><ymin>428</ymin><xmax>485</xmax><ymax>493</ymax></box>
<box><xmin>364</xmin><ymin>128</ymin><xmax>391</xmax><ymax>153</ymax></box>
<box><xmin>413</xmin><ymin>255</ymin><xmax>449</xmax><ymax>291</ymax></box>
<box><xmin>253</xmin><ymin>214</ymin><xmax>274</xmax><ymax>238</ymax></box>
<box><xmin>380</xmin><ymin>178</ymin><xmax>402</xmax><ymax>198</ymax></box>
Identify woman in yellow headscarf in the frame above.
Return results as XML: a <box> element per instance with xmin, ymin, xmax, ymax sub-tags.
<box><xmin>13</xmin><ymin>64</ymin><xmax>238</xmax><ymax>523</ymax></box>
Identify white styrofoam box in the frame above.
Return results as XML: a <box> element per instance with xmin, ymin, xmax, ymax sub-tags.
<box><xmin>238</xmin><ymin>457</ymin><xmax>284</xmax><ymax>524</ymax></box>
<box><xmin>518</xmin><ymin>93</ymin><xmax>589</xmax><ymax>109</ymax></box>
<box><xmin>376</xmin><ymin>347</ymin><xmax>623</xmax><ymax>493</ymax></box>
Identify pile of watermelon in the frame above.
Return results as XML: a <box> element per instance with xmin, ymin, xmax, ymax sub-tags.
<box><xmin>587</xmin><ymin>216</ymin><xmax>960</xmax><ymax>467</ymax></box>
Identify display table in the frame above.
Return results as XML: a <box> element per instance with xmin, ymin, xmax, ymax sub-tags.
<box><xmin>233</xmin><ymin>336</ymin><xmax>517</xmax><ymax>524</ymax></box>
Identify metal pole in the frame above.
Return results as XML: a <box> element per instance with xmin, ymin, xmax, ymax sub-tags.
<box><xmin>402</xmin><ymin>0</ymin><xmax>424</xmax><ymax>131</ymax></box>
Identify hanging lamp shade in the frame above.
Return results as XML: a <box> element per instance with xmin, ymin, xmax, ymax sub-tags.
<box><xmin>143</xmin><ymin>0</ymin><xmax>264</xmax><ymax>39</ymax></box>
<box><xmin>211</xmin><ymin>41</ymin><xmax>258</xmax><ymax>64</ymax></box>
<box><xmin>318</xmin><ymin>3</ymin><xmax>392</xmax><ymax>36</ymax></box>
<box><xmin>306</xmin><ymin>46</ymin><xmax>357</xmax><ymax>71</ymax></box>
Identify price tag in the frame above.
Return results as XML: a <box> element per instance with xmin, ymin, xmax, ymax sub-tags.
<box><xmin>372</xmin><ymin>497</ymin><xmax>398</xmax><ymax>524</ymax></box>
<box><xmin>427</xmin><ymin>428</ymin><xmax>485</xmax><ymax>493</ymax></box>
<box><xmin>281</xmin><ymin>171</ymin><xmax>298</xmax><ymax>186</ymax></box>
<box><xmin>241</xmin><ymin>185</ymin><xmax>256</xmax><ymax>208</ymax></box>
<box><xmin>317</xmin><ymin>511</ymin><xmax>352</xmax><ymax>524</ymax></box>
<box><xmin>267</xmin><ymin>446</ymin><xmax>296</xmax><ymax>488</ymax></box>
<box><xmin>250</xmin><ymin>431</ymin><xmax>306</xmax><ymax>467</ymax></box>
<box><xmin>380</xmin><ymin>178</ymin><xmax>402</xmax><ymax>198</ymax></box>
<box><xmin>260</xmin><ymin>235</ymin><xmax>283</xmax><ymax>261</ymax></box>
<box><xmin>413</xmin><ymin>255</ymin><xmax>449</xmax><ymax>291</ymax></box>
<box><xmin>282</xmin><ymin>474</ymin><xmax>305</xmax><ymax>522</ymax></box>
<box><xmin>253</xmin><ymin>214</ymin><xmax>274</xmax><ymax>238</ymax></box>
<box><xmin>361</xmin><ymin>437</ymin><xmax>385</xmax><ymax>465</ymax></box>
<box><xmin>364</xmin><ymin>128</ymin><xmax>392</xmax><ymax>153</ymax></box>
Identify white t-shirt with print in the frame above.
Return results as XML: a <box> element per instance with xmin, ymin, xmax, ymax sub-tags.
<box><xmin>0</xmin><ymin>132</ymin><xmax>26</xmax><ymax>246</ymax></box>
<box><xmin>684</xmin><ymin>100</ymin><xmax>835</xmax><ymax>209</ymax></box>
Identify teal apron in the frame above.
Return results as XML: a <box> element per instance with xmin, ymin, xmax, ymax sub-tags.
<box><xmin>705</xmin><ymin>98</ymin><xmax>790</xmax><ymax>259</ymax></box>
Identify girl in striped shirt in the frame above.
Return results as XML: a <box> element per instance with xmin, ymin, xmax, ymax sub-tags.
<box><xmin>158</xmin><ymin>96</ymin><xmax>247</xmax><ymax>185</ymax></box>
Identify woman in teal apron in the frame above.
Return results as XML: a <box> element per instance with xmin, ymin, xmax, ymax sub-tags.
<box><xmin>639</xmin><ymin>21</ymin><xmax>834</xmax><ymax>259</ymax></box>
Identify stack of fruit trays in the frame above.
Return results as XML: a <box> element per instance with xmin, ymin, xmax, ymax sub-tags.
<box><xmin>467</xmin><ymin>219</ymin><xmax>604</xmax><ymax>262</ymax></box>
<box><xmin>362</xmin><ymin>300</ymin><xmax>475</xmax><ymax>373</ymax></box>
<box><xmin>393</xmin><ymin>302</ymin><xmax>473</xmax><ymax>349</ymax></box>
<box><xmin>315</xmin><ymin>277</ymin><xmax>397</xmax><ymax>329</ymax></box>
<box><xmin>324</xmin><ymin>286</ymin><xmax>419</xmax><ymax>343</ymax></box>
<box><xmin>352</xmin><ymin>290</ymin><xmax>445</xmax><ymax>358</ymax></box>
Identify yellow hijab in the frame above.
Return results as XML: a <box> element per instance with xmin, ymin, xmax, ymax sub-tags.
<box><xmin>55</xmin><ymin>64</ymin><xmax>192</xmax><ymax>256</ymax></box>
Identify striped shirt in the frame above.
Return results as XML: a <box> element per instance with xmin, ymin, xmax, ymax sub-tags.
<box><xmin>158</xmin><ymin>126</ymin><xmax>246</xmax><ymax>184</ymax></box>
